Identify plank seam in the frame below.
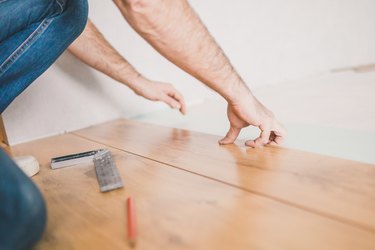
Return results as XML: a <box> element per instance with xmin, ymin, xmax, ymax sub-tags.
<box><xmin>71</xmin><ymin>131</ymin><xmax>375</xmax><ymax>235</ymax></box>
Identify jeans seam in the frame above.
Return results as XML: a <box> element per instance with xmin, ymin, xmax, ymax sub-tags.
<box><xmin>0</xmin><ymin>18</ymin><xmax>54</xmax><ymax>77</ymax></box>
<box><xmin>55</xmin><ymin>0</ymin><xmax>66</xmax><ymax>13</ymax></box>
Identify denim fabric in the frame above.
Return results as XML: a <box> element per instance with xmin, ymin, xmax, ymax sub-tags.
<box><xmin>0</xmin><ymin>0</ymin><xmax>88</xmax><ymax>249</ymax></box>
<box><xmin>0</xmin><ymin>0</ymin><xmax>88</xmax><ymax>114</ymax></box>
<box><xmin>0</xmin><ymin>148</ymin><xmax>46</xmax><ymax>250</ymax></box>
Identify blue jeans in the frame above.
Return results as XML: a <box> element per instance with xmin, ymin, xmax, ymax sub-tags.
<box><xmin>0</xmin><ymin>0</ymin><xmax>88</xmax><ymax>249</ymax></box>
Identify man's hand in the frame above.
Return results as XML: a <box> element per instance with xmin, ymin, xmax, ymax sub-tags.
<box><xmin>131</xmin><ymin>77</ymin><xmax>186</xmax><ymax>115</ymax></box>
<box><xmin>219</xmin><ymin>87</ymin><xmax>285</xmax><ymax>147</ymax></box>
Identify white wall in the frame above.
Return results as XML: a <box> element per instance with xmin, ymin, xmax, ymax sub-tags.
<box><xmin>3</xmin><ymin>0</ymin><xmax>375</xmax><ymax>145</ymax></box>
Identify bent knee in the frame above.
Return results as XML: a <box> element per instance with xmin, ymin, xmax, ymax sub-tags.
<box><xmin>59</xmin><ymin>0</ymin><xmax>89</xmax><ymax>38</ymax></box>
<box><xmin>0</xmin><ymin>176</ymin><xmax>47</xmax><ymax>249</ymax></box>
<box><xmin>15</xmin><ymin>180</ymin><xmax>47</xmax><ymax>243</ymax></box>
<box><xmin>18</xmin><ymin>179</ymin><xmax>47</xmax><ymax>223</ymax></box>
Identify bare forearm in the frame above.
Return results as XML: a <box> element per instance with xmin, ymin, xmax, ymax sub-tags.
<box><xmin>67</xmin><ymin>19</ymin><xmax>187</xmax><ymax>113</ymax></box>
<box><xmin>68</xmin><ymin>19</ymin><xmax>141</xmax><ymax>89</ymax></box>
<box><xmin>113</xmin><ymin>0</ymin><xmax>250</xmax><ymax>103</ymax></box>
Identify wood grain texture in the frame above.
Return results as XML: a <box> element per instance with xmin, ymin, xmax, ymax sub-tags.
<box><xmin>74</xmin><ymin>119</ymin><xmax>375</xmax><ymax>233</ymax></box>
<box><xmin>0</xmin><ymin>115</ymin><xmax>9</xmax><ymax>146</ymax></box>
<box><xmin>10</xmin><ymin>133</ymin><xmax>375</xmax><ymax>249</ymax></box>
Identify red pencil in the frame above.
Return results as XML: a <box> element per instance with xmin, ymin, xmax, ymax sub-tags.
<box><xmin>126</xmin><ymin>197</ymin><xmax>137</xmax><ymax>247</ymax></box>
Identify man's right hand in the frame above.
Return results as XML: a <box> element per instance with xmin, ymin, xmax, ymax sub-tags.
<box><xmin>219</xmin><ymin>87</ymin><xmax>286</xmax><ymax>147</ymax></box>
<box><xmin>131</xmin><ymin>77</ymin><xmax>186</xmax><ymax>115</ymax></box>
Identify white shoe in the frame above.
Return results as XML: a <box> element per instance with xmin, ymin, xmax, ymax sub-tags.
<box><xmin>13</xmin><ymin>155</ymin><xmax>40</xmax><ymax>177</ymax></box>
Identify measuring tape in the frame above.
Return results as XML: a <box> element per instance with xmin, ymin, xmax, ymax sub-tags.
<box><xmin>51</xmin><ymin>149</ymin><xmax>123</xmax><ymax>192</ymax></box>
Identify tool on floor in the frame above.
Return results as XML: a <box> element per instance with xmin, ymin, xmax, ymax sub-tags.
<box><xmin>93</xmin><ymin>149</ymin><xmax>123</xmax><ymax>192</ymax></box>
<box><xmin>50</xmin><ymin>149</ymin><xmax>123</xmax><ymax>192</ymax></box>
<box><xmin>50</xmin><ymin>149</ymin><xmax>102</xmax><ymax>169</ymax></box>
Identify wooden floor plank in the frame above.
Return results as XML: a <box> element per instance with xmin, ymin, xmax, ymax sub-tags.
<box><xmin>10</xmin><ymin>134</ymin><xmax>375</xmax><ymax>249</ymax></box>
<box><xmin>73</xmin><ymin>119</ymin><xmax>375</xmax><ymax>232</ymax></box>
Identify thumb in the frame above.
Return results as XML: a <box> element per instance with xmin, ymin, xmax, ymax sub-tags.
<box><xmin>219</xmin><ymin>125</ymin><xmax>241</xmax><ymax>145</ymax></box>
